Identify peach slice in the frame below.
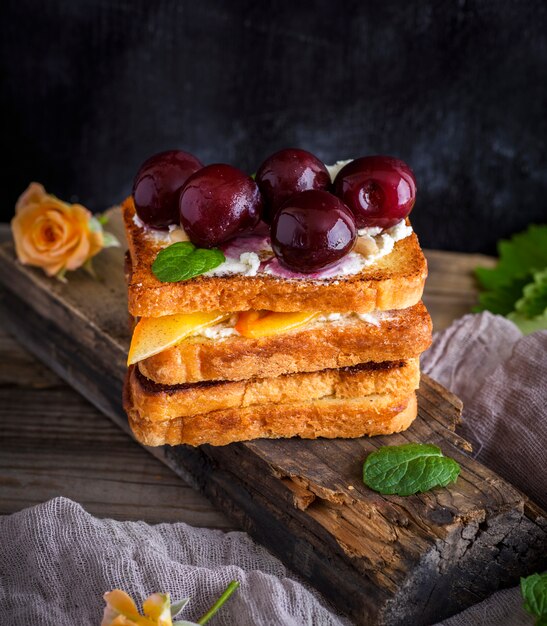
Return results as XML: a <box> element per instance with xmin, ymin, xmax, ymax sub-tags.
<box><xmin>127</xmin><ymin>311</ymin><xmax>230</xmax><ymax>365</ymax></box>
<box><xmin>235</xmin><ymin>310</ymin><xmax>318</xmax><ymax>338</ymax></box>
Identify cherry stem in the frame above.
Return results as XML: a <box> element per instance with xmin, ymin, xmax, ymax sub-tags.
<box><xmin>196</xmin><ymin>580</ymin><xmax>240</xmax><ymax>624</ymax></box>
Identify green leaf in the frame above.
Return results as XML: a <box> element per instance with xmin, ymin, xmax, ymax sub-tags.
<box><xmin>474</xmin><ymin>225</ymin><xmax>547</xmax><ymax>332</ymax></box>
<box><xmin>152</xmin><ymin>242</ymin><xmax>225</xmax><ymax>282</ymax></box>
<box><xmin>475</xmin><ymin>224</ymin><xmax>547</xmax><ymax>291</ymax></box>
<box><xmin>362</xmin><ymin>443</ymin><xmax>461</xmax><ymax>496</ymax></box>
<box><xmin>82</xmin><ymin>258</ymin><xmax>97</xmax><ymax>279</ymax></box>
<box><xmin>515</xmin><ymin>268</ymin><xmax>547</xmax><ymax>318</ymax></box>
<box><xmin>521</xmin><ymin>572</ymin><xmax>547</xmax><ymax>623</ymax></box>
<box><xmin>473</xmin><ymin>274</ymin><xmax>532</xmax><ymax>315</ymax></box>
<box><xmin>171</xmin><ymin>598</ymin><xmax>190</xmax><ymax>617</ymax></box>
<box><xmin>102</xmin><ymin>231</ymin><xmax>120</xmax><ymax>248</ymax></box>
<box><xmin>55</xmin><ymin>267</ymin><xmax>68</xmax><ymax>283</ymax></box>
<box><xmin>507</xmin><ymin>310</ymin><xmax>547</xmax><ymax>335</ymax></box>
<box><xmin>88</xmin><ymin>216</ymin><xmax>103</xmax><ymax>233</ymax></box>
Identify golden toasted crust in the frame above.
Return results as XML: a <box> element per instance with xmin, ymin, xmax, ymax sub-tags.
<box><xmin>128</xmin><ymin>359</ymin><xmax>419</xmax><ymax>421</ymax></box>
<box><xmin>126</xmin><ymin>386</ymin><xmax>418</xmax><ymax>447</ymax></box>
<box><xmin>139</xmin><ymin>301</ymin><xmax>432</xmax><ymax>384</ymax></box>
<box><xmin>123</xmin><ymin>197</ymin><xmax>428</xmax><ymax>316</ymax></box>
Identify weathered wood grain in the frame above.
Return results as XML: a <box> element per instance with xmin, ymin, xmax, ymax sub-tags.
<box><xmin>0</xmin><ymin>214</ymin><xmax>544</xmax><ymax>625</ymax></box>
<box><xmin>0</xmin><ymin>219</ymin><xmax>231</xmax><ymax>527</ymax></box>
<box><xmin>0</xmin><ymin>325</ymin><xmax>232</xmax><ymax>527</ymax></box>
<box><xmin>422</xmin><ymin>250</ymin><xmax>496</xmax><ymax>331</ymax></box>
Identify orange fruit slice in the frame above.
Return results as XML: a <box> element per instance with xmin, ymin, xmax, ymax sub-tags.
<box><xmin>127</xmin><ymin>311</ymin><xmax>230</xmax><ymax>365</ymax></box>
<box><xmin>235</xmin><ymin>310</ymin><xmax>318</xmax><ymax>338</ymax></box>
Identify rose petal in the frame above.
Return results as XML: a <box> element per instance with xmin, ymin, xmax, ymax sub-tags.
<box><xmin>31</xmin><ymin>217</ymin><xmax>65</xmax><ymax>252</ymax></box>
<box><xmin>64</xmin><ymin>229</ymin><xmax>90</xmax><ymax>270</ymax></box>
<box><xmin>88</xmin><ymin>228</ymin><xmax>105</xmax><ymax>257</ymax></box>
<box><xmin>43</xmin><ymin>260</ymin><xmax>67</xmax><ymax>276</ymax></box>
<box><xmin>71</xmin><ymin>203</ymin><xmax>93</xmax><ymax>222</ymax></box>
<box><xmin>43</xmin><ymin>209</ymin><xmax>70</xmax><ymax>248</ymax></box>
<box><xmin>103</xmin><ymin>590</ymin><xmax>140</xmax><ymax>618</ymax></box>
<box><xmin>15</xmin><ymin>182</ymin><xmax>47</xmax><ymax>214</ymax></box>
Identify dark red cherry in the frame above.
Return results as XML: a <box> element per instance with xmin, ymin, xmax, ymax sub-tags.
<box><xmin>333</xmin><ymin>156</ymin><xmax>416</xmax><ymax>229</ymax></box>
<box><xmin>133</xmin><ymin>150</ymin><xmax>203</xmax><ymax>228</ymax></box>
<box><xmin>271</xmin><ymin>190</ymin><xmax>356</xmax><ymax>273</ymax></box>
<box><xmin>179</xmin><ymin>164</ymin><xmax>263</xmax><ymax>247</ymax></box>
<box><xmin>256</xmin><ymin>148</ymin><xmax>331</xmax><ymax>223</ymax></box>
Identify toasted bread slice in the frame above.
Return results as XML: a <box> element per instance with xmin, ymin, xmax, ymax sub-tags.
<box><xmin>128</xmin><ymin>358</ymin><xmax>419</xmax><ymax>422</ymax></box>
<box><xmin>126</xmin><ymin>383</ymin><xmax>418</xmax><ymax>447</ymax></box>
<box><xmin>138</xmin><ymin>301</ymin><xmax>431</xmax><ymax>384</ymax></box>
<box><xmin>123</xmin><ymin>198</ymin><xmax>428</xmax><ymax>317</ymax></box>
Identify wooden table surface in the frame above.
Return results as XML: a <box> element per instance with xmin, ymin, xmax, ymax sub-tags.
<box><xmin>0</xmin><ymin>222</ymin><xmax>496</xmax><ymax>527</ymax></box>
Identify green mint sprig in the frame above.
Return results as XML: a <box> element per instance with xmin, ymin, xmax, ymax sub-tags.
<box><xmin>152</xmin><ymin>242</ymin><xmax>225</xmax><ymax>282</ymax></box>
<box><xmin>362</xmin><ymin>443</ymin><xmax>460</xmax><ymax>496</ymax></box>
<box><xmin>521</xmin><ymin>572</ymin><xmax>547</xmax><ymax>625</ymax></box>
<box><xmin>474</xmin><ymin>224</ymin><xmax>547</xmax><ymax>334</ymax></box>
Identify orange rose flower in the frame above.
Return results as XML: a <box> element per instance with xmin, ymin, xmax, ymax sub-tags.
<box><xmin>11</xmin><ymin>182</ymin><xmax>116</xmax><ymax>279</ymax></box>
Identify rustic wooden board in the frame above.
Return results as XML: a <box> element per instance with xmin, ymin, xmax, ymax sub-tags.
<box><xmin>0</xmin><ymin>225</ymin><xmax>492</xmax><ymax>527</ymax></box>
<box><xmin>0</xmin><ymin>320</ymin><xmax>233</xmax><ymax>527</ymax></box>
<box><xmin>0</xmin><ymin>210</ymin><xmax>545</xmax><ymax>626</ymax></box>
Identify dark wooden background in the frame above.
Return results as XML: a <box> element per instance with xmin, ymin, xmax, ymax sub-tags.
<box><xmin>1</xmin><ymin>0</ymin><xmax>546</xmax><ymax>252</ymax></box>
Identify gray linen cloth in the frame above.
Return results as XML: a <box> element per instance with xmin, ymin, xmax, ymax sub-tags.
<box><xmin>0</xmin><ymin>312</ymin><xmax>545</xmax><ymax>625</ymax></box>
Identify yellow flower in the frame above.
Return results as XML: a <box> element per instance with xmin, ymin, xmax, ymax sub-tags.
<box><xmin>101</xmin><ymin>590</ymin><xmax>176</xmax><ymax>626</ymax></box>
<box><xmin>101</xmin><ymin>581</ymin><xmax>239</xmax><ymax>625</ymax></box>
<box><xmin>11</xmin><ymin>182</ymin><xmax>116</xmax><ymax>279</ymax></box>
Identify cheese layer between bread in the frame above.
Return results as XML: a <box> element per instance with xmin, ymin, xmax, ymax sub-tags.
<box><xmin>127</xmin><ymin>308</ymin><xmax>399</xmax><ymax>366</ymax></box>
<box><xmin>135</xmin><ymin>302</ymin><xmax>432</xmax><ymax>385</ymax></box>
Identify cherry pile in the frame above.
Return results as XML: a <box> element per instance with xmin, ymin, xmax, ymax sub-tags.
<box><xmin>133</xmin><ymin>148</ymin><xmax>416</xmax><ymax>273</ymax></box>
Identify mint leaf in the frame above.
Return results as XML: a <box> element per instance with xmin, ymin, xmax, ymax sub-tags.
<box><xmin>362</xmin><ymin>443</ymin><xmax>461</xmax><ymax>496</ymax></box>
<box><xmin>521</xmin><ymin>572</ymin><xmax>547</xmax><ymax>624</ymax></box>
<box><xmin>152</xmin><ymin>242</ymin><xmax>225</xmax><ymax>282</ymax></box>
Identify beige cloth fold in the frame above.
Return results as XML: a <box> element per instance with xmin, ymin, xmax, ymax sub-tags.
<box><xmin>0</xmin><ymin>312</ymin><xmax>544</xmax><ymax>625</ymax></box>
<box><xmin>0</xmin><ymin>497</ymin><xmax>349</xmax><ymax>625</ymax></box>
<box><xmin>421</xmin><ymin>312</ymin><xmax>547</xmax><ymax>511</ymax></box>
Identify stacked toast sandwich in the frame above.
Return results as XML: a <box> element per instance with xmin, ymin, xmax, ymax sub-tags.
<box><xmin>123</xmin><ymin>149</ymin><xmax>432</xmax><ymax>446</ymax></box>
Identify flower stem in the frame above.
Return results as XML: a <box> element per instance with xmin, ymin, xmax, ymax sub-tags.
<box><xmin>197</xmin><ymin>581</ymin><xmax>240</xmax><ymax>624</ymax></box>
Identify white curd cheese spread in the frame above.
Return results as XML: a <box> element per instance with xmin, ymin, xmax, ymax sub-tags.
<box><xmin>326</xmin><ymin>159</ymin><xmax>353</xmax><ymax>182</ymax></box>
<box><xmin>189</xmin><ymin>309</ymin><xmax>391</xmax><ymax>340</ymax></box>
<box><xmin>205</xmin><ymin>251</ymin><xmax>261</xmax><ymax>277</ymax></box>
